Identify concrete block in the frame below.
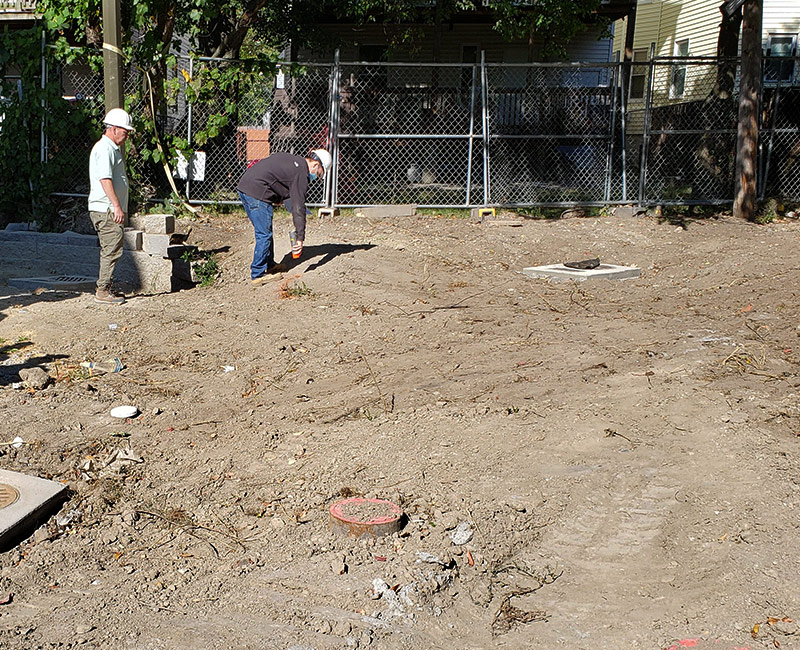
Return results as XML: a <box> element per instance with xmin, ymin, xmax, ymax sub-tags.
<box><xmin>0</xmin><ymin>469</ymin><xmax>68</xmax><ymax>550</ymax></box>
<box><xmin>4</xmin><ymin>222</ymin><xmax>39</xmax><ymax>232</ymax></box>
<box><xmin>143</xmin><ymin>214</ymin><xmax>175</xmax><ymax>234</ymax></box>
<box><xmin>485</xmin><ymin>217</ymin><xmax>523</xmax><ymax>227</ymax></box>
<box><xmin>142</xmin><ymin>233</ymin><xmax>171</xmax><ymax>257</ymax></box>
<box><xmin>117</xmin><ymin>250</ymin><xmax>174</xmax><ymax>294</ymax></box>
<box><xmin>165</xmin><ymin>244</ymin><xmax>198</xmax><ymax>260</ymax></box>
<box><xmin>57</xmin><ymin>231</ymin><xmax>100</xmax><ymax>247</ymax></box>
<box><xmin>521</xmin><ymin>263</ymin><xmax>641</xmax><ymax>282</ymax></box>
<box><xmin>611</xmin><ymin>205</ymin><xmax>647</xmax><ymax>218</ymax></box>
<box><xmin>172</xmin><ymin>257</ymin><xmax>198</xmax><ymax>283</ymax></box>
<box><xmin>318</xmin><ymin>207</ymin><xmax>339</xmax><ymax>219</ymax></box>
<box><xmin>123</xmin><ymin>229</ymin><xmax>143</xmax><ymax>251</ymax></box>
<box><xmin>471</xmin><ymin>207</ymin><xmax>496</xmax><ymax>219</ymax></box>
<box><xmin>356</xmin><ymin>204</ymin><xmax>417</xmax><ymax>219</ymax></box>
<box><xmin>38</xmin><ymin>242</ymin><xmax>101</xmax><ymax>266</ymax></box>
<box><xmin>0</xmin><ymin>239</ymin><xmax>37</xmax><ymax>261</ymax></box>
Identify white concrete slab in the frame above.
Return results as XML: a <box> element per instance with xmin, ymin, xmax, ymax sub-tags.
<box><xmin>0</xmin><ymin>469</ymin><xmax>68</xmax><ymax>549</ymax></box>
<box><xmin>521</xmin><ymin>263</ymin><xmax>641</xmax><ymax>282</ymax></box>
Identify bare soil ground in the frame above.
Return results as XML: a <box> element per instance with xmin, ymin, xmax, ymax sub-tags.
<box><xmin>1</xmin><ymin>208</ymin><xmax>800</xmax><ymax>650</ymax></box>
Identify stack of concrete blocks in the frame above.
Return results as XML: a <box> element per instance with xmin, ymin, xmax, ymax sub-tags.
<box><xmin>120</xmin><ymin>214</ymin><xmax>196</xmax><ymax>293</ymax></box>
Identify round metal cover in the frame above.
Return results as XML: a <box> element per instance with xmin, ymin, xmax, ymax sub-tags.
<box><xmin>0</xmin><ymin>483</ymin><xmax>20</xmax><ymax>510</ymax></box>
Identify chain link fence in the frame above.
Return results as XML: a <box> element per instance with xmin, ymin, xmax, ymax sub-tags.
<box><xmin>333</xmin><ymin>62</ymin><xmax>480</xmax><ymax>207</ymax></box>
<box><xmin>637</xmin><ymin>57</ymin><xmax>740</xmax><ymax>205</ymax></box>
<box><xmin>485</xmin><ymin>62</ymin><xmax>620</xmax><ymax>206</ymax></box>
<box><xmin>28</xmin><ymin>52</ymin><xmax>800</xmax><ymax>210</ymax></box>
<box><xmin>761</xmin><ymin>55</ymin><xmax>800</xmax><ymax>200</ymax></box>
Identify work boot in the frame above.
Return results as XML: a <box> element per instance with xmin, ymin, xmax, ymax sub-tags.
<box><xmin>95</xmin><ymin>287</ymin><xmax>125</xmax><ymax>304</ymax></box>
<box><xmin>267</xmin><ymin>262</ymin><xmax>288</xmax><ymax>274</ymax></box>
<box><xmin>251</xmin><ymin>273</ymin><xmax>282</xmax><ymax>286</ymax></box>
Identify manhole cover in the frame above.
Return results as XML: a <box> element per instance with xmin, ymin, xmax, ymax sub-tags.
<box><xmin>0</xmin><ymin>483</ymin><xmax>20</xmax><ymax>510</ymax></box>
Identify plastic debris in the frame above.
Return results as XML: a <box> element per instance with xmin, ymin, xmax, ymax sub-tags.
<box><xmin>80</xmin><ymin>357</ymin><xmax>124</xmax><ymax>375</ymax></box>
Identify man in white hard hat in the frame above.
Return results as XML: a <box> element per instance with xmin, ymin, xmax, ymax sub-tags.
<box><xmin>237</xmin><ymin>148</ymin><xmax>331</xmax><ymax>286</ymax></box>
<box><xmin>88</xmin><ymin>108</ymin><xmax>135</xmax><ymax>304</ymax></box>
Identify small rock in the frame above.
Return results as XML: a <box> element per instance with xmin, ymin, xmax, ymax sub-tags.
<box><xmin>18</xmin><ymin>367</ymin><xmax>51</xmax><ymax>390</ymax></box>
<box><xmin>435</xmin><ymin>510</ymin><xmax>459</xmax><ymax>530</ymax></box>
<box><xmin>331</xmin><ymin>556</ymin><xmax>347</xmax><ymax>575</ymax></box>
<box><xmin>75</xmin><ymin>624</ymin><xmax>94</xmax><ymax>635</ymax></box>
<box><xmin>450</xmin><ymin>521</ymin><xmax>474</xmax><ymax>546</ymax></box>
<box><xmin>33</xmin><ymin>528</ymin><xmax>50</xmax><ymax>544</ymax></box>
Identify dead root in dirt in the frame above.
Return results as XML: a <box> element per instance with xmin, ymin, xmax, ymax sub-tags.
<box><xmin>134</xmin><ymin>507</ymin><xmax>255</xmax><ymax>557</ymax></box>
<box><xmin>491</xmin><ymin>589</ymin><xmax>550</xmax><ymax>635</ymax></box>
<box><xmin>722</xmin><ymin>345</ymin><xmax>767</xmax><ymax>374</ymax></box>
<box><xmin>490</xmin><ymin>564</ymin><xmax>562</xmax><ymax>635</ymax></box>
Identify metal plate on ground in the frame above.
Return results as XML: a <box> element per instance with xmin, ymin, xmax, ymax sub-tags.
<box><xmin>521</xmin><ymin>263</ymin><xmax>641</xmax><ymax>282</ymax></box>
<box><xmin>0</xmin><ymin>484</ymin><xmax>20</xmax><ymax>510</ymax></box>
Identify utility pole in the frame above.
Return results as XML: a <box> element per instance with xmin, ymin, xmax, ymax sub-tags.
<box><xmin>733</xmin><ymin>0</ymin><xmax>762</xmax><ymax>220</ymax></box>
<box><xmin>102</xmin><ymin>0</ymin><xmax>124</xmax><ymax>112</ymax></box>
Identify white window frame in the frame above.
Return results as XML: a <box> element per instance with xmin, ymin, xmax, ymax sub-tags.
<box><xmin>629</xmin><ymin>46</ymin><xmax>652</xmax><ymax>101</ymax></box>
<box><xmin>670</xmin><ymin>38</ymin><xmax>689</xmax><ymax>99</ymax></box>
<box><xmin>764</xmin><ymin>34</ymin><xmax>798</xmax><ymax>86</ymax></box>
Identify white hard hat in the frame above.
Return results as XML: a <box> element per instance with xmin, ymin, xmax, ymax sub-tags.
<box><xmin>103</xmin><ymin>108</ymin><xmax>135</xmax><ymax>131</ymax></box>
<box><xmin>309</xmin><ymin>148</ymin><xmax>332</xmax><ymax>171</ymax></box>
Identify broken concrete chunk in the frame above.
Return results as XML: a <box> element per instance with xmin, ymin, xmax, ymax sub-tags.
<box><xmin>18</xmin><ymin>367</ymin><xmax>51</xmax><ymax>390</ymax></box>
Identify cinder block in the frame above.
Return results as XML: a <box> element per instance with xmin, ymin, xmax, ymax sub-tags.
<box><xmin>37</xmin><ymin>242</ymin><xmax>101</xmax><ymax>266</ymax></box>
<box><xmin>318</xmin><ymin>207</ymin><xmax>339</xmax><ymax>219</ymax></box>
<box><xmin>143</xmin><ymin>214</ymin><xmax>175</xmax><ymax>234</ymax></box>
<box><xmin>355</xmin><ymin>204</ymin><xmax>417</xmax><ymax>219</ymax></box>
<box><xmin>0</xmin><ymin>239</ymin><xmax>37</xmax><ymax>261</ymax></box>
<box><xmin>172</xmin><ymin>257</ymin><xmax>198</xmax><ymax>283</ymax></box>
<box><xmin>4</xmin><ymin>222</ymin><xmax>39</xmax><ymax>232</ymax></box>
<box><xmin>142</xmin><ymin>233</ymin><xmax>171</xmax><ymax>257</ymax></box>
<box><xmin>117</xmin><ymin>250</ymin><xmax>174</xmax><ymax>293</ymax></box>
<box><xmin>123</xmin><ymin>228</ymin><xmax>143</xmax><ymax>251</ymax></box>
<box><xmin>471</xmin><ymin>207</ymin><xmax>496</xmax><ymax>219</ymax></box>
<box><xmin>165</xmin><ymin>244</ymin><xmax>198</xmax><ymax>260</ymax></box>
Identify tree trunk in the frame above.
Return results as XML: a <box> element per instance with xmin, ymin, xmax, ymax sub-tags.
<box><xmin>714</xmin><ymin>2</ymin><xmax>742</xmax><ymax>98</ymax></box>
<box><xmin>733</xmin><ymin>0</ymin><xmax>761</xmax><ymax>221</ymax></box>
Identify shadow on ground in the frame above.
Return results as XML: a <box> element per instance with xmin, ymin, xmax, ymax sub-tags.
<box><xmin>278</xmin><ymin>242</ymin><xmax>376</xmax><ymax>273</ymax></box>
<box><xmin>0</xmin><ymin>287</ymin><xmax>87</xmax><ymax>325</ymax></box>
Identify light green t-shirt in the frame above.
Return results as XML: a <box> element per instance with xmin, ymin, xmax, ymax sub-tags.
<box><xmin>88</xmin><ymin>134</ymin><xmax>129</xmax><ymax>214</ymax></box>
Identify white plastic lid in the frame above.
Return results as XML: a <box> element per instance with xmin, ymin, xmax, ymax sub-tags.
<box><xmin>110</xmin><ymin>405</ymin><xmax>139</xmax><ymax>419</ymax></box>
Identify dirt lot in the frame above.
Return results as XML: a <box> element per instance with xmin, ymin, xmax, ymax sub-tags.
<box><xmin>1</xmin><ymin>207</ymin><xmax>800</xmax><ymax>650</ymax></box>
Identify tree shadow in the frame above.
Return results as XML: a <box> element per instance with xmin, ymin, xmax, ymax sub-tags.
<box><xmin>277</xmin><ymin>242</ymin><xmax>376</xmax><ymax>272</ymax></box>
<box><xmin>0</xmin><ymin>340</ymin><xmax>70</xmax><ymax>387</ymax></box>
<box><xmin>655</xmin><ymin>207</ymin><xmax>722</xmax><ymax>230</ymax></box>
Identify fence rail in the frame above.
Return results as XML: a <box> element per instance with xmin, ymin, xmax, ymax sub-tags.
<box><xmin>16</xmin><ymin>52</ymin><xmax>800</xmax><ymax>209</ymax></box>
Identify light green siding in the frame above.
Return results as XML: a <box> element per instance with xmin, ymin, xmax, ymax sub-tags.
<box><xmin>615</xmin><ymin>0</ymin><xmax>800</xmax><ymax>57</ymax></box>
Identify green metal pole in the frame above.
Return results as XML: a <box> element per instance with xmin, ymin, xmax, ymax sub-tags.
<box><xmin>102</xmin><ymin>0</ymin><xmax>124</xmax><ymax>112</ymax></box>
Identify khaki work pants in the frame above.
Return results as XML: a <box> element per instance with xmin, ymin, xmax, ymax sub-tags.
<box><xmin>90</xmin><ymin>210</ymin><xmax>124</xmax><ymax>290</ymax></box>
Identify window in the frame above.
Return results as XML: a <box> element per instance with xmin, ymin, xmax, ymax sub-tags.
<box><xmin>765</xmin><ymin>34</ymin><xmax>797</xmax><ymax>85</ymax></box>
<box><xmin>461</xmin><ymin>45</ymin><xmax>478</xmax><ymax>97</ymax></box>
<box><xmin>670</xmin><ymin>39</ymin><xmax>689</xmax><ymax>98</ymax></box>
<box><xmin>629</xmin><ymin>47</ymin><xmax>651</xmax><ymax>100</ymax></box>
